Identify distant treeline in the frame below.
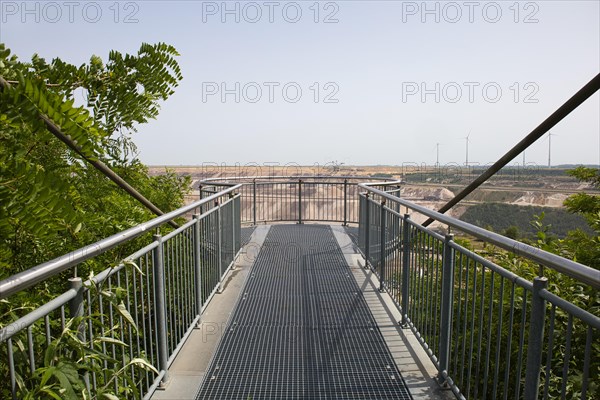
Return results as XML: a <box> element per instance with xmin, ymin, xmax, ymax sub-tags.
<box><xmin>460</xmin><ymin>203</ymin><xmax>593</xmax><ymax>238</ymax></box>
<box><xmin>402</xmin><ymin>167</ymin><xmax>584</xmax><ymax>184</ymax></box>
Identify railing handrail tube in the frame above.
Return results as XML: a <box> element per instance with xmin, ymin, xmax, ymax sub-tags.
<box><xmin>539</xmin><ymin>288</ymin><xmax>600</xmax><ymax>330</ymax></box>
<box><xmin>200</xmin><ymin>175</ymin><xmax>399</xmax><ymax>183</ymax></box>
<box><xmin>0</xmin><ymin>184</ymin><xmax>243</xmax><ymax>299</ymax></box>
<box><xmin>359</xmin><ymin>182</ymin><xmax>600</xmax><ymax>289</ymax></box>
<box><xmin>0</xmin><ymin>288</ymin><xmax>78</xmax><ymax>342</ymax></box>
<box><xmin>447</xmin><ymin>241</ymin><xmax>534</xmax><ymax>291</ymax></box>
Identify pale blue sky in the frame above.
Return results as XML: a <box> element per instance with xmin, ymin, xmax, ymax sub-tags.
<box><xmin>1</xmin><ymin>0</ymin><xmax>599</xmax><ymax>167</ymax></box>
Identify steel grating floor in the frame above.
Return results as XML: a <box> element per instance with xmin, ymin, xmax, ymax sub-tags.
<box><xmin>343</xmin><ymin>226</ymin><xmax>360</xmax><ymax>250</ymax></box>
<box><xmin>195</xmin><ymin>225</ymin><xmax>413</xmax><ymax>399</ymax></box>
<box><xmin>240</xmin><ymin>226</ymin><xmax>256</xmax><ymax>247</ymax></box>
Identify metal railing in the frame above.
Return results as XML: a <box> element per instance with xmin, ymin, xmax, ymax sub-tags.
<box><xmin>199</xmin><ymin>175</ymin><xmax>401</xmax><ymax>225</ymax></box>
<box><xmin>358</xmin><ymin>181</ymin><xmax>600</xmax><ymax>400</ymax></box>
<box><xmin>2</xmin><ymin>175</ymin><xmax>598</xmax><ymax>400</ymax></box>
<box><xmin>0</xmin><ymin>185</ymin><xmax>242</xmax><ymax>400</ymax></box>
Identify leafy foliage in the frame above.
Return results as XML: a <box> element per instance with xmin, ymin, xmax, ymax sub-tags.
<box><xmin>561</xmin><ymin>167</ymin><xmax>600</xmax><ymax>269</ymax></box>
<box><xmin>0</xmin><ymin>43</ymin><xmax>189</xmax><ymax>398</ymax></box>
<box><xmin>403</xmin><ymin>168</ymin><xmax>599</xmax><ymax>399</ymax></box>
<box><xmin>13</xmin><ymin>266</ymin><xmax>159</xmax><ymax>400</ymax></box>
<box><xmin>0</xmin><ymin>42</ymin><xmax>187</xmax><ymax>277</ymax></box>
<box><xmin>454</xmin><ymin>168</ymin><xmax>600</xmax><ymax>398</ymax></box>
<box><xmin>460</xmin><ymin>202</ymin><xmax>593</xmax><ymax>239</ymax></box>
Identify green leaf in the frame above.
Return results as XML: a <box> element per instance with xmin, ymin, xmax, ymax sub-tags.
<box><xmin>52</xmin><ymin>368</ymin><xmax>77</xmax><ymax>400</ymax></box>
<box><xmin>127</xmin><ymin>357</ymin><xmax>159</xmax><ymax>375</ymax></box>
<box><xmin>97</xmin><ymin>336</ymin><xmax>128</xmax><ymax>347</ymax></box>
<box><xmin>44</xmin><ymin>340</ymin><xmax>58</xmax><ymax>367</ymax></box>
<box><xmin>116</xmin><ymin>302</ymin><xmax>138</xmax><ymax>332</ymax></box>
<box><xmin>39</xmin><ymin>366</ymin><xmax>56</xmax><ymax>387</ymax></box>
<box><xmin>123</xmin><ymin>259</ymin><xmax>144</xmax><ymax>276</ymax></box>
<box><xmin>39</xmin><ymin>387</ymin><xmax>64</xmax><ymax>400</ymax></box>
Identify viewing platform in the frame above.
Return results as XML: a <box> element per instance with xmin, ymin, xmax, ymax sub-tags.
<box><xmin>1</xmin><ymin>176</ymin><xmax>598</xmax><ymax>400</ymax></box>
<box><xmin>152</xmin><ymin>224</ymin><xmax>444</xmax><ymax>399</ymax></box>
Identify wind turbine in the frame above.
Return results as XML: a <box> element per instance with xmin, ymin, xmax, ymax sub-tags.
<box><xmin>432</xmin><ymin>142</ymin><xmax>442</xmax><ymax>181</ymax></box>
<box><xmin>464</xmin><ymin>131</ymin><xmax>471</xmax><ymax>167</ymax></box>
<box><xmin>547</xmin><ymin>132</ymin><xmax>557</xmax><ymax>168</ymax></box>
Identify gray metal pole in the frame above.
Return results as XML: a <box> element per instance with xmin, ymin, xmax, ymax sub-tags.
<box><xmin>298</xmin><ymin>179</ymin><xmax>303</xmax><ymax>224</ymax></box>
<box><xmin>198</xmin><ymin>185</ymin><xmax>204</xmax><ymax>215</ymax></box>
<box><xmin>68</xmin><ymin>277</ymin><xmax>85</xmax><ymax>343</ymax></box>
<box><xmin>423</xmin><ymin>73</ymin><xmax>600</xmax><ymax>227</ymax></box>
<box><xmin>0</xmin><ymin>185</ymin><xmax>241</xmax><ymax>300</ymax></box>
<box><xmin>401</xmin><ymin>214</ymin><xmax>411</xmax><ymax>327</ymax></box>
<box><xmin>0</xmin><ymin>74</ymin><xmax>179</xmax><ymax>230</ymax></box>
<box><xmin>524</xmin><ymin>277</ymin><xmax>549</xmax><ymax>399</ymax></box>
<box><xmin>438</xmin><ymin>234</ymin><xmax>455</xmax><ymax>386</ymax></box>
<box><xmin>252</xmin><ymin>179</ymin><xmax>257</xmax><ymax>226</ymax></box>
<box><xmin>364</xmin><ymin>194</ymin><xmax>370</xmax><ymax>269</ymax></box>
<box><xmin>192</xmin><ymin>214</ymin><xmax>202</xmax><ymax>323</ymax></box>
<box><xmin>359</xmin><ymin>183</ymin><xmax>600</xmax><ymax>290</ymax></box>
<box><xmin>68</xmin><ymin>277</ymin><xmax>84</xmax><ymax>319</ymax></box>
<box><xmin>68</xmin><ymin>277</ymin><xmax>90</xmax><ymax>391</ymax></box>
<box><xmin>231</xmin><ymin>193</ymin><xmax>236</xmax><ymax>263</ymax></box>
<box><xmin>343</xmin><ymin>179</ymin><xmax>348</xmax><ymax>226</ymax></box>
<box><xmin>379</xmin><ymin>200</ymin><xmax>386</xmax><ymax>292</ymax></box>
<box><xmin>216</xmin><ymin>202</ymin><xmax>224</xmax><ymax>292</ymax></box>
<box><xmin>152</xmin><ymin>234</ymin><xmax>169</xmax><ymax>384</ymax></box>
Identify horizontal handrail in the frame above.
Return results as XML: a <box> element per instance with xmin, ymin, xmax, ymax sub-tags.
<box><xmin>1</xmin><ymin>189</ymin><xmax>243</xmax><ymax>399</ymax></box>
<box><xmin>360</xmin><ymin>181</ymin><xmax>600</xmax><ymax>289</ymax></box>
<box><xmin>359</xmin><ymin>188</ymin><xmax>598</xmax><ymax>398</ymax></box>
<box><xmin>0</xmin><ymin>288</ymin><xmax>78</xmax><ymax>342</ymax></box>
<box><xmin>200</xmin><ymin>175</ymin><xmax>399</xmax><ymax>183</ymax></box>
<box><xmin>539</xmin><ymin>289</ymin><xmax>600</xmax><ymax>330</ymax></box>
<box><xmin>200</xmin><ymin>175</ymin><xmax>401</xmax><ymax>226</ymax></box>
<box><xmin>0</xmin><ymin>184</ymin><xmax>242</xmax><ymax>299</ymax></box>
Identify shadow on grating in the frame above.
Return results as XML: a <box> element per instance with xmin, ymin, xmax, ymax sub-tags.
<box><xmin>240</xmin><ymin>226</ymin><xmax>256</xmax><ymax>247</ymax></box>
<box><xmin>343</xmin><ymin>226</ymin><xmax>360</xmax><ymax>251</ymax></box>
<box><xmin>196</xmin><ymin>225</ymin><xmax>412</xmax><ymax>399</ymax></box>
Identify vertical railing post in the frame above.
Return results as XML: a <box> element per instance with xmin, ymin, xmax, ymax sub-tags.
<box><xmin>379</xmin><ymin>199</ymin><xmax>386</xmax><ymax>292</ymax></box>
<box><xmin>68</xmin><ymin>276</ymin><xmax>85</xmax><ymax>344</ymax></box>
<box><xmin>364</xmin><ymin>193</ymin><xmax>370</xmax><ymax>269</ymax></box>
<box><xmin>235</xmin><ymin>195</ymin><xmax>241</xmax><ymax>250</ymax></box>
<box><xmin>395</xmin><ymin>185</ymin><xmax>402</xmax><ymax>218</ymax></box>
<box><xmin>401</xmin><ymin>214</ymin><xmax>411</xmax><ymax>326</ymax></box>
<box><xmin>343</xmin><ymin>179</ymin><xmax>348</xmax><ymax>226</ymax></box>
<box><xmin>298</xmin><ymin>179</ymin><xmax>303</xmax><ymax>224</ymax></box>
<box><xmin>252</xmin><ymin>179</ymin><xmax>257</xmax><ymax>226</ymax></box>
<box><xmin>193</xmin><ymin>214</ymin><xmax>202</xmax><ymax>323</ymax></box>
<box><xmin>216</xmin><ymin>201</ymin><xmax>224</xmax><ymax>292</ymax></box>
<box><xmin>68</xmin><ymin>276</ymin><xmax>90</xmax><ymax>391</ymax></box>
<box><xmin>231</xmin><ymin>193</ymin><xmax>236</xmax><ymax>262</ymax></box>
<box><xmin>198</xmin><ymin>184</ymin><xmax>204</xmax><ymax>215</ymax></box>
<box><xmin>152</xmin><ymin>234</ymin><xmax>169</xmax><ymax>384</ymax></box>
<box><xmin>68</xmin><ymin>277</ymin><xmax>84</xmax><ymax>320</ymax></box>
<box><xmin>438</xmin><ymin>233</ymin><xmax>455</xmax><ymax>385</ymax></box>
<box><xmin>524</xmin><ymin>277</ymin><xmax>549</xmax><ymax>400</ymax></box>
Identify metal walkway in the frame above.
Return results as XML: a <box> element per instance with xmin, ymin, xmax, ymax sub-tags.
<box><xmin>195</xmin><ymin>225</ymin><xmax>413</xmax><ymax>399</ymax></box>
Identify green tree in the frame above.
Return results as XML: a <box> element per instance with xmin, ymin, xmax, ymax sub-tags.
<box><xmin>562</xmin><ymin>166</ymin><xmax>600</xmax><ymax>268</ymax></box>
<box><xmin>0</xmin><ymin>42</ymin><xmax>187</xmax><ymax>277</ymax></box>
<box><xmin>0</xmin><ymin>43</ymin><xmax>190</xmax><ymax>399</ymax></box>
<box><xmin>503</xmin><ymin>225</ymin><xmax>520</xmax><ymax>239</ymax></box>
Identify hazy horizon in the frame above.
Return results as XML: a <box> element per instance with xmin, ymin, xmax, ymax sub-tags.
<box><xmin>2</xmin><ymin>0</ymin><xmax>599</xmax><ymax>166</ymax></box>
